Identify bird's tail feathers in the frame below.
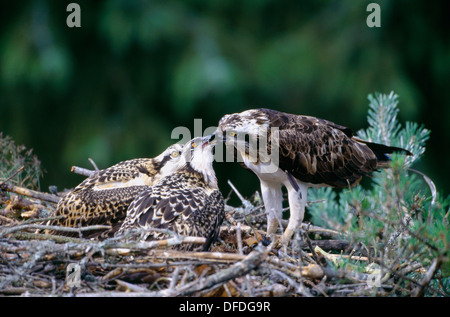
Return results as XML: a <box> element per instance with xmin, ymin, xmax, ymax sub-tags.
<box><xmin>353</xmin><ymin>137</ymin><xmax>412</xmax><ymax>164</ymax></box>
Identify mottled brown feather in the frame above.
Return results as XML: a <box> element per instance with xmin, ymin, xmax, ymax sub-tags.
<box><xmin>219</xmin><ymin>108</ymin><xmax>411</xmax><ymax>188</ymax></box>
<box><xmin>261</xmin><ymin>108</ymin><xmax>409</xmax><ymax>187</ymax></box>
<box><xmin>117</xmin><ymin>171</ymin><xmax>224</xmax><ymax>251</ymax></box>
<box><xmin>45</xmin><ymin>144</ymin><xmax>183</xmax><ymax>238</ymax></box>
<box><xmin>117</xmin><ymin>137</ymin><xmax>224</xmax><ymax>252</ymax></box>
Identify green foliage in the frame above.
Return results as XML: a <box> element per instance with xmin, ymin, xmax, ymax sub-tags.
<box><xmin>308</xmin><ymin>92</ymin><xmax>449</xmax><ymax>296</ymax></box>
<box><xmin>0</xmin><ymin>1</ymin><xmax>448</xmax><ymax>195</ymax></box>
<box><xmin>357</xmin><ymin>92</ymin><xmax>430</xmax><ymax>167</ymax></box>
<box><xmin>0</xmin><ymin>132</ymin><xmax>43</xmax><ymax>190</ymax></box>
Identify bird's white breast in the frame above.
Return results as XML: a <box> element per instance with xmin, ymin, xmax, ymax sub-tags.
<box><xmin>242</xmin><ymin>156</ymin><xmax>289</xmax><ymax>184</ymax></box>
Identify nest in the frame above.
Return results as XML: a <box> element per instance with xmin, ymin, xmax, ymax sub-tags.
<box><xmin>0</xmin><ymin>179</ymin><xmax>443</xmax><ymax>297</ymax></box>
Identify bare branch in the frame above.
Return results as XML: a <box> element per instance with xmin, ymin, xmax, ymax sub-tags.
<box><xmin>0</xmin><ymin>182</ymin><xmax>60</xmax><ymax>204</ymax></box>
<box><xmin>0</xmin><ymin>223</ymin><xmax>111</xmax><ymax>238</ymax></box>
<box><xmin>70</xmin><ymin>166</ymin><xmax>95</xmax><ymax>177</ymax></box>
<box><xmin>88</xmin><ymin>158</ymin><xmax>100</xmax><ymax>171</ymax></box>
<box><xmin>412</xmin><ymin>256</ymin><xmax>442</xmax><ymax>297</ymax></box>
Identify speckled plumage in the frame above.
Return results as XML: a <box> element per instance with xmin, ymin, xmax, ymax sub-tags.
<box><xmin>218</xmin><ymin>108</ymin><xmax>410</xmax><ymax>187</ymax></box>
<box><xmin>46</xmin><ymin>144</ymin><xmax>184</xmax><ymax>238</ymax></box>
<box><xmin>216</xmin><ymin>108</ymin><xmax>411</xmax><ymax>242</ymax></box>
<box><xmin>116</xmin><ymin>137</ymin><xmax>225</xmax><ymax>251</ymax></box>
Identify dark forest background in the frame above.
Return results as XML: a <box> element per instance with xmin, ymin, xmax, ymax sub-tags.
<box><xmin>0</xmin><ymin>0</ymin><xmax>449</xmax><ymax>200</ymax></box>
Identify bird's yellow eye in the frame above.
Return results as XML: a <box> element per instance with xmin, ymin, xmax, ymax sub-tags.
<box><xmin>171</xmin><ymin>151</ymin><xmax>179</xmax><ymax>157</ymax></box>
<box><xmin>229</xmin><ymin>131</ymin><xmax>236</xmax><ymax>137</ymax></box>
<box><xmin>191</xmin><ymin>142</ymin><xmax>198</xmax><ymax>148</ymax></box>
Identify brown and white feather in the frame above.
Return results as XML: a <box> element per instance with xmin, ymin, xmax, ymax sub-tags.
<box><xmin>216</xmin><ymin>108</ymin><xmax>411</xmax><ymax>242</ymax></box>
<box><xmin>116</xmin><ymin>137</ymin><xmax>224</xmax><ymax>251</ymax></box>
<box><xmin>218</xmin><ymin>108</ymin><xmax>410</xmax><ymax>187</ymax></box>
<box><xmin>45</xmin><ymin>144</ymin><xmax>183</xmax><ymax>238</ymax></box>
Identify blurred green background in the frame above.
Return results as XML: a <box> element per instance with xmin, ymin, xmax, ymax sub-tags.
<box><xmin>1</xmin><ymin>0</ymin><xmax>449</xmax><ymax>200</ymax></box>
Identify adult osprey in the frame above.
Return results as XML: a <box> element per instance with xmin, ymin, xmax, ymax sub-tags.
<box><xmin>46</xmin><ymin>143</ymin><xmax>184</xmax><ymax>238</ymax></box>
<box><xmin>117</xmin><ymin>136</ymin><xmax>224</xmax><ymax>251</ymax></box>
<box><xmin>213</xmin><ymin>108</ymin><xmax>411</xmax><ymax>244</ymax></box>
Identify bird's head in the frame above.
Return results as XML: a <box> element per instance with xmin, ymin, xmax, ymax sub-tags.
<box><xmin>155</xmin><ymin>143</ymin><xmax>184</xmax><ymax>177</ymax></box>
<box><xmin>177</xmin><ymin>136</ymin><xmax>219</xmax><ymax>188</ymax></box>
<box><xmin>216</xmin><ymin>109</ymin><xmax>269</xmax><ymax>141</ymax></box>
<box><xmin>211</xmin><ymin>109</ymin><xmax>271</xmax><ymax>162</ymax></box>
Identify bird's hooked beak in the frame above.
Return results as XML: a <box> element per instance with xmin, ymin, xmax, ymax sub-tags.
<box><xmin>201</xmin><ymin>134</ymin><xmax>218</xmax><ymax>149</ymax></box>
<box><xmin>207</xmin><ymin>132</ymin><xmax>226</xmax><ymax>145</ymax></box>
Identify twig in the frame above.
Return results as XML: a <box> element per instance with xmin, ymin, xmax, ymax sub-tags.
<box><xmin>0</xmin><ymin>182</ymin><xmax>60</xmax><ymax>204</ymax></box>
<box><xmin>235</xmin><ymin>224</ymin><xmax>243</xmax><ymax>255</ymax></box>
<box><xmin>272</xmin><ymin>269</ymin><xmax>312</xmax><ymax>297</ymax></box>
<box><xmin>0</xmin><ymin>287</ymin><xmax>32</xmax><ymax>295</ymax></box>
<box><xmin>146</xmin><ymin>249</ymin><xmax>246</xmax><ymax>263</ymax></box>
<box><xmin>21</xmin><ymin>215</ymin><xmax>65</xmax><ymax>224</ymax></box>
<box><xmin>268</xmin><ymin>256</ymin><xmax>325</xmax><ymax>281</ymax></box>
<box><xmin>301</xmin><ymin>223</ymin><xmax>347</xmax><ymax>238</ymax></box>
<box><xmin>407</xmin><ymin>168</ymin><xmax>437</xmax><ymax>207</ymax></box>
<box><xmin>412</xmin><ymin>256</ymin><xmax>442</xmax><ymax>297</ymax></box>
<box><xmin>309</xmin><ymin>239</ymin><xmax>351</xmax><ymax>252</ymax></box>
<box><xmin>88</xmin><ymin>158</ymin><xmax>99</xmax><ymax>171</ymax></box>
<box><xmin>227</xmin><ymin>180</ymin><xmax>254</xmax><ymax>211</ymax></box>
<box><xmin>307</xmin><ymin>252</ymin><xmax>372</xmax><ymax>262</ymax></box>
<box><xmin>0</xmin><ymin>223</ymin><xmax>111</xmax><ymax>238</ymax></box>
<box><xmin>11</xmin><ymin>231</ymin><xmax>87</xmax><ymax>243</ymax></box>
<box><xmin>105</xmin><ymin>236</ymin><xmax>206</xmax><ymax>254</ymax></box>
<box><xmin>0</xmin><ymin>214</ymin><xmax>20</xmax><ymax>225</ymax></box>
<box><xmin>303</xmin><ymin>230</ymin><xmax>320</xmax><ymax>264</ymax></box>
<box><xmin>169</xmin><ymin>266</ymin><xmax>182</xmax><ymax>291</ymax></box>
<box><xmin>115</xmin><ymin>280</ymin><xmax>148</xmax><ymax>293</ymax></box>
<box><xmin>235</xmin><ymin>223</ymin><xmax>253</xmax><ymax>296</ymax></box>
<box><xmin>166</xmin><ymin>242</ymin><xmax>273</xmax><ymax>296</ymax></box>
<box><xmin>72</xmin><ymin>291</ymin><xmax>156</xmax><ymax>297</ymax></box>
<box><xmin>70</xmin><ymin>166</ymin><xmax>95</xmax><ymax>177</ymax></box>
<box><xmin>384</xmin><ymin>213</ymin><xmax>412</xmax><ymax>254</ymax></box>
<box><xmin>0</xmin><ymin>166</ymin><xmax>24</xmax><ymax>187</ymax></box>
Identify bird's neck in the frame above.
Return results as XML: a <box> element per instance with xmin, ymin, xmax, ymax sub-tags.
<box><xmin>181</xmin><ymin>159</ymin><xmax>218</xmax><ymax>189</ymax></box>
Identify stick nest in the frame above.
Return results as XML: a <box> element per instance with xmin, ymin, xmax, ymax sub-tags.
<box><xmin>0</xmin><ymin>179</ymin><xmax>446</xmax><ymax>297</ymax></box>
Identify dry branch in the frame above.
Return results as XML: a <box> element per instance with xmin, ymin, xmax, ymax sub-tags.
<box><xmin>105</xmin><ymin>236</ymin><xmax>207</xmax><ymax>255</ymax></box>
<box><xmin>0</xmin><ymin>223</ymin><xmax>111</xmax><ymax>238</ymax></box>
<box><xmin>71</xmin><ymin>166</ymin><xmax>95</xmax><ymax>177</ymax></box>
<box><xmin>0</xmin><ymin>182</ymin><xmax>60</xmax><ymax>204</ymax></box>
<box><xmin>162</xmin><ymin>242</ymin><xmax>273</xmax><ymax>296</ymax></box>
<box><xmin>412</xmin><ymin>256</ymin><xmax>443</xmax><ymax>297</ymax></box>
<box><xmin>0</xmin><ymin>166</ymin><xmax>24</xmax><ymax>186</ymax></box>
<box><xmin>310</xmin><ymin>239</ymin><xmax>350</xmax><ymax>251</ymax></box>
<box><xmin>146</xmin><ymin>249</ymin><xmax>246</xmax><ymax>263</ymax></box>
<box><xmin>88</xmin><ymin>158</ymin><xmax>100</xmax><ymax>171</ymax></box>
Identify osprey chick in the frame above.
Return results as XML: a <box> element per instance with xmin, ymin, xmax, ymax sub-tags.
<box><xmin>46</xmin><ymin>143</ymin><xmax>184</xmax><ymax>238</ymax></box>
<box><xmin>214</xmin><ymin>108</ymin><xmax>411</xmax><ymax>244</ymax></box>
<box><xmin>116</xmin><ymin>136</ymin><xmax>224</xmax><ymax>251</ymax></box>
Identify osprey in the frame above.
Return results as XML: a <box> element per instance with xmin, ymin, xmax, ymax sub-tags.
<box><xmin>213</xmin><ymin>108</ymin><xmax>411</xmax><ymax>243</ymax></box>
<box><xmin>46</xmin><ymin>143</ymin><xmax>184</xmax><ymax>238</ymax></box>
<box><xmin>116</xmin><ymin>136</ymin><xmax>224</xmax><ymax>251</ymax></box>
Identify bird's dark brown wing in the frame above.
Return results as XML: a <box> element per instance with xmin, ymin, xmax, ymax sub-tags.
<box><xmin>133</xmin><ymin>188</ymin><xmax>207</xmax><ymax>231</ymax></box>
<box><xmin>263</xmin><ymin>109</ymin><xmax>379</xmax><ymax>187</ymax></box>
<box><xmin>47</xmin><ymin>185</ymin><xmax>148</xmax><ymax>238</ymax></box>
<box><xmin>77</xmin><ymin>158</ymin><xmax>157</xmax><ymax>189</ymax></box>
<box><xmin>119</xmin><ymin>173</ymin><xmax>225</xmax><ymax>251</ymax></box>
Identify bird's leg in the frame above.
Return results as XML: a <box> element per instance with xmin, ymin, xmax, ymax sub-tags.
<box><xmin>259</xmin><ymin>180</ymin><xmax>283</xmax><ymax>236</ymax></box>
<box><xmin>283</xmin><ymin>181</ymin><xmax>308</xmax><ymax>244</ymax></box>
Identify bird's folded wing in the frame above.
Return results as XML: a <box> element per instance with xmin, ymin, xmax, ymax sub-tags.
<box><xmin>125</xmin><ymin>186</ymin><xmax>207</xmax><ymax>231</ymax></box>
<box><xmin>276</xmin><ymin>127</ymin><xmax>377</xmax><ymax>187</ymax></box>
<box><xmin>74</xmin><ymin>159</ymin><xmax>154</xmax><ymax>190</ymax></box>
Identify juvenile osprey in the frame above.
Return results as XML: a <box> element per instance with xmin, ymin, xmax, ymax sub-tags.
<box><xmin>116</xmin><ymin>136</ymin><xmax>224</xmax><ymax>251</ymax></box>
<box><xmin>214</xmin><ymin>108</ymin><xmax>411</xmax><ymax>243</ymax></box>
<box><xmin>46</xmin><ymin>143</ymin><xmax>184</xmax><ymax>238</ymax></box>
